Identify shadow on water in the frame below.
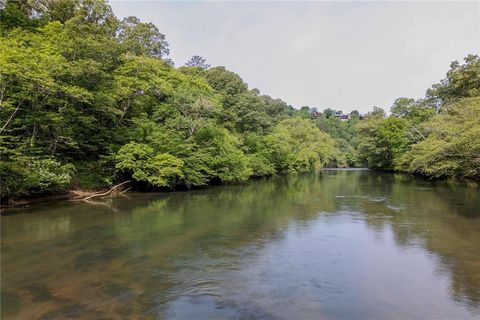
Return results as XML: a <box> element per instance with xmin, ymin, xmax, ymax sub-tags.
<box><xmin>1</xmin><ymin>170</ymin><xmax>479</xmax><ymax>319</ymax></box>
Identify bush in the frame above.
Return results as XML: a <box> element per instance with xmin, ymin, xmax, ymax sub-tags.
<box><xmin>115</xmin><ymin>142</ymin><xmax>184</xmax><ymax>187</ymax></box>
<box><xmin>0</xmin><ymin>153</ymin><xmax>74</xmax><ymax>200</ymax></box>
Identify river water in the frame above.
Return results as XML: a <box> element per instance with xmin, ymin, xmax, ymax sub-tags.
<box><xmin>1</xmin><ymin>170</ymin><xmax>479</xmax><ymax>319</ymax></box>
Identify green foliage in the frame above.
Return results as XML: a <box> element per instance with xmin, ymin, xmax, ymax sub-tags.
<box><xmin>0</xmin><ymin>1</ymin><xmax>46</xmax><ymax>33</ymax></box>
<box><xmin>1</xmin><ymin>0</ymin><xmax>476</xmax><ymax>202</ymax></box>
<box><xmin>398</xmin><ymin>97</ymin><xmax>480</xmax><ymax>179</ymax></box>
<box><xmin>427</xmin><ymin>55</ymin><xmax>480</xmax><ymax>107</ymax></box>
<box><xmin>115</xmin><ymin>142</ymin><xmax>184</xmax><ymax>187</ymax></box>
<box><xmin>247</xmin><ymin>153</ymin><xmax>276</xmax><ymax>177</ymax></box>
<box><xmin>192</xmin><ymin>126</ymin><xmax>252</xmax><ymax>183</ymax></box>
<box><xmin>118</xmin><ymin>16</ymin><xmax>169</xmax><ymax>59</ymax></box>
<box><xmin>356</xmin><ymin>55</ymin><xmax>479</xmax><ymax>179</ymax></box>
<box><xmin>205</xmin><ymin>67</ymin><xmax>248</xmax><ymax>100</ymax></box>
<box><xmin>329</xmin><ymin>139</ymin><xmax>357</xmax><ymax>168</ymax></box>
<box><xmin>314</xmin><ymin>110</ymin><xmax>360</xmax><ymax>167</ymax></box>
<box><xmin>357</xmin><ymin>114</ymin><xmax>411</xmax><ymax>170</ymax></box>
<box><xmin>72</xmin><ymin>160</ymin><xmax>114</xmax><ymax>190</ymax></box>
<box><xmin>233</xmin><ymin>93</ymin><xmax>272</xmax><ymax>133</ymax></box>
<box><xmin>390</xmin><ymin>97</ymin><xmax>415</xmax><ymax>118</ymax></box>
<box><xmin>266</xmin><ymin>118</ymin><xmax>336</xmax><ymax>173</ymax></box>
<box><xmin>0</xmin><ymin>151</ymin><xmax>73</xmax><ymax>199</ymax></box>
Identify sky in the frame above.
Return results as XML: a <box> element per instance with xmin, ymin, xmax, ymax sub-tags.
<box><xmin>110</xmin><ymin>1</ymin><xmax>480</xmax><ymax>113</ymax></box>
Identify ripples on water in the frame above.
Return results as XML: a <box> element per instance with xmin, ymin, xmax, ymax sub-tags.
<box><xmin>1</xmin><ymin>170</ymin><xmax>480</xmax><ymax>319</ymax></box>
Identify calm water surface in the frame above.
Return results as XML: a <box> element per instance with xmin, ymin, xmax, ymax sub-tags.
<box><xmin>1</xmin><ymin>170</ymin><xmax>480</xmax><ymax>319</ymax></box>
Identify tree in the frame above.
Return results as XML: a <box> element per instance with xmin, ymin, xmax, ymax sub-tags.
<box><xmin>193</xmin><ymin>125</ymin><xmax>252</xmax><ymax>183</ymax></box>
<box><xmin>3</xmin><ymin>0</ymin><xmax>477</xmax><ymax>201</ymax></box>
<box><xmin>323</xmin><ymin>108</ymin><xmax>335</xmax><ymax>118</ymax></box>
<box><xmin>357</xmin><ymin>115</ymin><xmax>409</xmax><ymax>170</ymax></box>
<box><xmin>0</xmin><ymin>0</ymin><xmax>46</xmax><ymax>33</ymax></box>
<box><xmin>115</xmin><ymin>142</ymin><xmax>184</xmax><ymax>187</ymax></box>
<box><xmin>185</xmin><ymin>55</ymin><xmax>210</xmax><ymax>69</ymax></box>
<box><xmin>261</xmin><ymin>95</ymin><xmax>293</xmax><ymax>123</ymax></box>
<box><xmin>64</xmin><ymin>0</ymin><xmax>118</xmax><ymax>37</ymax></box>
<box><xmin>265</xmin><ymin>118</ymin><xmax>336</xmax><ymax>173</ymax></box>
<box><xmin>398</xmin><ymin>97</ymin><xmax>480</xmax><ymax>179</ymax></box>
<box><xmin>369</xmin><ymin>106</ymin><xmax>386</xmax><ymax>118</ymax></box>
<box><xmin>167</xmin><ymin>80</ymin><xmax>219</xmax><ymax>137</ymax></box>
<box><xmin>233</xmin><ymin>93</ymin><xmax>272</xmax><ymax>133</ymax></box>
<box><xmin>205</xmin><ymin>67</ymin><xmax>248</xmax><ymax>101</ymax></box>
<box><xmin>111</xmin><ymin>55</ymin><xmax>172</xmax><ymax>126</ymax></box>
<box><xmin>118</xmin><ymin>16</ymin><xmax>170</xmax><ymax>59</ymax></box>
<box><xmin>427</xmin><ymin>54</ymin><xmax>480</xmax><ymax>108</ymax></box>
<box><xmin>390</xmin><ymin>97</ymin><xmax>415</xmax><ymax>118</ymax></box>
<box><xmin>44</xmin><ymin>0</ymin><xmax>78</xmax><ymax>24</ymax></box>
<box><xmin>350</xmin><ymin>110</ymin><xmax>360</xmax><ymax>118</ymax></box>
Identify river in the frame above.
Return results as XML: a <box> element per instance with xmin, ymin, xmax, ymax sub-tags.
<box><xmin>1</xmin><ymin>170</ymin><xmax>479</xmax><ymax>319</ymax></box>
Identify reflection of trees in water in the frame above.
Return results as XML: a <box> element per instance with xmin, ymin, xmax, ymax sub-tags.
<box><xmin>2</xmin><ymin>171</ymin><xmax>479</xmax><ymax>318</ymax></box>
<box><xmin>119</xmin><ymin>171</ymin><xmax>480</xmax><ymax>312</ymax></box>
<box><xmin>353</xmin><ymin>172</ymin><xmax>480</xmax><ymax>309</ymax></box>
<box><xmin>117</xmin><ymin>174</ymin><xmax>325</xmax><ymax>247</ymax></box>
<box><xmin>106</xmin><ymin>175</ymin><xmax>330</xmax><ymax>316</ymax></box>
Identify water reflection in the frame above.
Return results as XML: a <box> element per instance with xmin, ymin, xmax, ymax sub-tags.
<box><xmin>1</xmin><ymin>171</ymin><xmax>479</xmax><ymax>319</ymax></box>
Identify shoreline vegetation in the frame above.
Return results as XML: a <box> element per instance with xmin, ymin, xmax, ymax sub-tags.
<box><xmin>1</xmin><ymin>0</ymin><xmax>479</xmax><ymax>207</ymax></box>
<box><xmin>2</xmin><ymin>169</ymin><xmax>479</xmax><ymax>213</ymax></box>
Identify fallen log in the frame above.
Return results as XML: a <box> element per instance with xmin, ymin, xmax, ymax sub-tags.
<box><xmin>118</xmin><ymin>187</ymin><xmax>131</xmax><ymax>195</ymax></box>
<box><xmin>79</xmin><ymin>180</ymin><xmax>131</xmax><ymax>201</ymax></box>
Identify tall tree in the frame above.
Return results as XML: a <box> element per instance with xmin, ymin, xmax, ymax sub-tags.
<box><xmin>118</xmin><ymin>16</ymin><xmax>170</xmax><ymax>59</ymax></box>
<box><xmin>185</xmin><ymin>55</ymin><xmax>211</xmax><ymax>69</ymax></box>
<box><xmin>427</xmin><ymin>54</ymin><xmax>480</xmax><ymax>108</ymax></box>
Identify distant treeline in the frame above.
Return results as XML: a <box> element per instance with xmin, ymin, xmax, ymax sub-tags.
<box><xmin>0</xmin><ymin>0</ymin><xmax>478</xmax><ymax>201</ymax></box>
<box><xmin>310</xmin><ymin>54</ymin><xmax>479</xmax><ymax>180</ymax></box>
<box><xmin>356</xmin><ymin>55</ymin><xmax>479</xmax><ymax>180</ymax></box>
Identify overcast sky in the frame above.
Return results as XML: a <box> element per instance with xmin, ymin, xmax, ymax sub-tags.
<box><xmin>110</xmin><ymin>1</ymin><xmax>479</xmax><ymax>113</ymax></box>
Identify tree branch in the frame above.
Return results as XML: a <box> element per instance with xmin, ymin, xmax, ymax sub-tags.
<box><xmin>79</xmin><ymin>180</ymin><xmax>131</xmax><ymax>201</ymax></box>
<box><xmin>0</xmin><ymin>101</ymin><xmax>20</xmax><ymax>135</ymax></box>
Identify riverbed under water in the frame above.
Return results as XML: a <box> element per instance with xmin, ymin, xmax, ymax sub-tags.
<box><xmin>1</xmin><ymin>170</ymin><xmax>480</xmax><ymax>319</ymax></box>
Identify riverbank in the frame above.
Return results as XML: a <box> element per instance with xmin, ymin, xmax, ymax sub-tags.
<box><xmin>2</xmin><ymin>168</ymin><xmax>478</xmax><ymax>214</ymax></box>
<box><xmin>0</xmin><ymin>168</ymin><xmax>358</xmax><ymax>211</ymax></box>
<box><xmin>0</xmin><ymin>188</ymin><xmax>124</xmax><ymax>213</ymax></box>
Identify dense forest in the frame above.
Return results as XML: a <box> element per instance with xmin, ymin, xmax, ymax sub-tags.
<box><xmin>1</xmin><ymin>0</ymin><xmax>479</xmax><ymax>202</ymax></box>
